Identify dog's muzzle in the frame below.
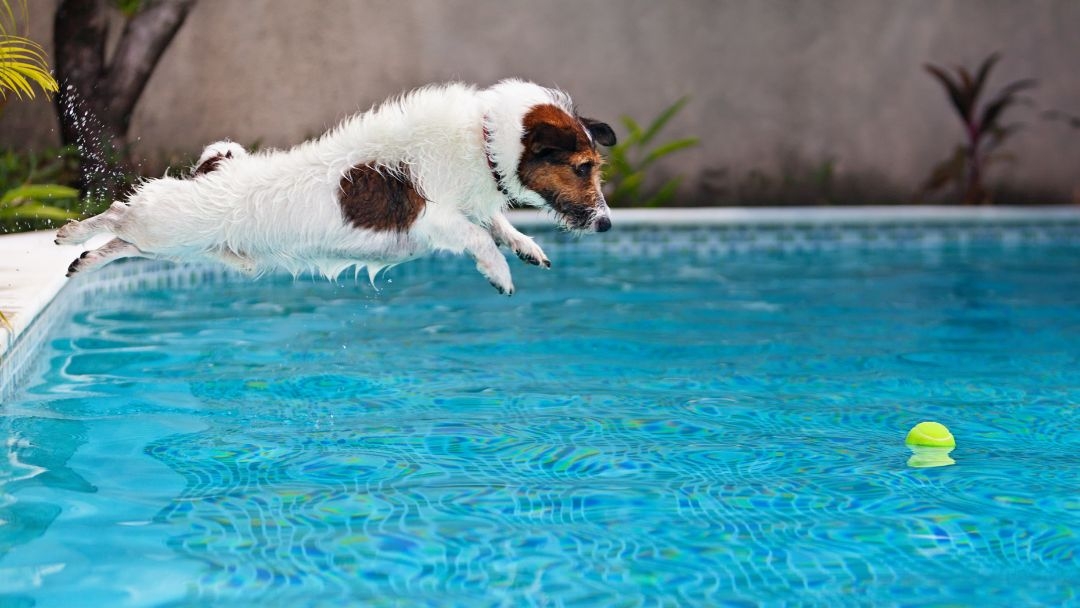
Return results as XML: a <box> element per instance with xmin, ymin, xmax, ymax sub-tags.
<box><xmin>591</xmin><ymin>200</ymin><xmax>612</xmax><ymax>232</ymax></box>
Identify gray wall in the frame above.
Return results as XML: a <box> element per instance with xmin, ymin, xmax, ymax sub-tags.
<box><xmin>5</xmin><ymin>0</ymin><xmax>1080</xmax><ymax>203</ymax></box>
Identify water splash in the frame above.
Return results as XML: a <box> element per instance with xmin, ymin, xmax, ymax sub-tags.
<box><xmin>59</xmin><ymin>83</ymin><xmax>139</xmax><ymax>216</ymax></box>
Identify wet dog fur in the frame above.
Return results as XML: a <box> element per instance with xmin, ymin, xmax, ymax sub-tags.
<box><xmin>56</xmin><ymin>80</ymin><xmax>616</xmax><ymax>295</ymax></box>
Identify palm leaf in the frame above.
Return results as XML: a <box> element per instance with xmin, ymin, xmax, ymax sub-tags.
<box><xmin>8</xmin><ymin>60</ymin><xmax>58</xmax><ymax>90</ymax></box>
<box><xmin>0</xmin><ymin>35</ymin><xmax>58</xmax><ymax>99</ymax></box>
<box><xmin>0</xmin><ymin>66</ymin><xmax>31</xmax><ymax>97</ymax></box>
<box><xmin>0</xmin><ymin>0</ymin><xmax>18</xmax><ymax>36</ymax></box>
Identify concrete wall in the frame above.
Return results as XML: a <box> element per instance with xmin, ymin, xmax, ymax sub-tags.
<box><xmin>4</xmin><ymin>0</ymin><xmax>1080</xmax><ymax>204</ymax></box>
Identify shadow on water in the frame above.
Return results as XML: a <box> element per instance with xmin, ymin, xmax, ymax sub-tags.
<box><xmin>0</xmin><ymin>417</ymin><xmax>97</xmax><ymax>559</ymax></box>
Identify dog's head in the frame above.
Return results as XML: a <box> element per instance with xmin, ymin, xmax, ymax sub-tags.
<box><xmin>515</xmin><ymin>105</ymin><xmax>617</xmax><ymax>232</ymax></box>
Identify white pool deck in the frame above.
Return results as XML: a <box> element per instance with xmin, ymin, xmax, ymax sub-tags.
<box><xmin>2</xmin><ymin>205</ymin><xmax>1079</xmax><ymax>362</ymax></box>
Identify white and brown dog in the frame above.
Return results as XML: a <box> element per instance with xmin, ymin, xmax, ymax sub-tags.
<box><xmin>56</xmin><ymin>79</ymin><xmax>616</xmax><ymax>295</ymax></box>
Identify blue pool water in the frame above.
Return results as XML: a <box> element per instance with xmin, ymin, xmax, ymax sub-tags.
<box><xmin>2</xmin><ymin>234</ymin><xmax>1080</xmax><ymax>606</ymax></box>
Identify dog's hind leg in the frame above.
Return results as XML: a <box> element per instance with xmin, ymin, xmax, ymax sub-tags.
<box><xmin>213</xmin><ymin>248</ymin><xmax>257</xmax><ymax>275</ymax></box>
<box><xmin>67</xmin><ymin>237</ymin><xmax>144</xmax><ymax>277</ymax></box>
<box><xmin>55</xmin><ymin>201</ymin><xmax>128</xmax><ymax>245</ymax></box>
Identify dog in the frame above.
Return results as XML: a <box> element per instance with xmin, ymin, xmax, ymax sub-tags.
<box><xmin>55</xmin><ymin>79</ymin><xmax>616</xmax><ymax>295</ymax></box>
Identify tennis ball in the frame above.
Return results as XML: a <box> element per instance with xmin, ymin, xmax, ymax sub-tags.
<box><xmin>905</xmin><ymin>421</ymin><xmax>955</xmax><ymax>448</ymax></box>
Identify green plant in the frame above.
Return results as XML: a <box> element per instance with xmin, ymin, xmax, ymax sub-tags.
<box><xmin>0</xmin><ymin>0</ymin><xmax>59</xmax><ymax>105</ymax></box>
<box><xmin>111</xmin><ymin>0</ymin><xmax>144</xmax><ymax>17</ymax></box>
<box><xmin>0</xmin><ymin>146</ymin><xmax>82</xmax><ymax>233</ymax></box>
<box><xmin>0</xmin><ymin>3</ymin><xmax>80</xmax><ymax>234</ymax></box>
<box><xmin>1043</xmin><ymin>109</ymin><xmax>1080</xmax><ymax>130</ymax></box>
<box><xmin>921</xmin><ymin>53</ymin><xmax>1037</xmax><ymax>205</ymax></box>
<box><xmin>603</xmin><ymin>97</ymin><xmax>699</xmax><ymax>207</ymax></box>
<box><xmin>1</xmin><ymin>183</ymin><xmax>80</xmax><ymax>224</ymax></box>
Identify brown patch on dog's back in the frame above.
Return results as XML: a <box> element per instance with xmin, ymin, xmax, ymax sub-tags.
<box><xmin>338</xmin><ymin>164</ymin><xmax>426</xmax><ymax>232</ymax></box>
<box><xmin>193</xmin><ymin>151</ymin><xmax>231</xmax><ymax>176</ymax></box>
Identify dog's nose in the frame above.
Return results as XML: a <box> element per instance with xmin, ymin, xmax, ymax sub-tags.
<box><xmin>595</xmin><ymin>216</ymin><xmax>611</xmax><ymax>232</ymax></box>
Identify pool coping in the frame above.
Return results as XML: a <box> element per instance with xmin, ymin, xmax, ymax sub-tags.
<box><xmin>2</xmin><ymin>205</ymin><xmax>1079</xmax><ymax>379</ymax></box>
<box><xmin>560</xmin><ymin>205</ymin><xmax>1080</xmax><ymax>226</ymax></box>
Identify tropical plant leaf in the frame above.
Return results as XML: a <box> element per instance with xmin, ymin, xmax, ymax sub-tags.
<box><xmin>619</xmin><ymin>116</ymin><xmax>643</xmax><ymax>143</ymax></box>
<box><xmin>1042</xmin><ymin>109</ymin><xmax>1080</xmax><ymax>129</ymax></box>
<box><xmin>645</xmin><ymin>178</ymin><xmax>682</xmax><ymax>208</ymax></box>
<box><xmin>640</xmin><ymin>96</ymin><xmax>690</xmax><ymax>146</ymax></box>
<box><xmin>111</xmin><ymin>0</ymin><xmax>144</xmax><ymax>17</ymax></box>
<box><xmin>643</xmin><ymin>137</ymin><xmax>700</xmax><ymax>167</ymax></box>
<box><xmin>971</xmin><ymin>52</ymin><xmax>1000</xmax><ymax>107</ymax></box>
<box><xmin>925</xmin><ymin>63</ymin><xmax>970</xmax><ymax>122</ymax></box>
<box><xmin>983</xmin><ymin>123</ymin><xmax>1024</xmax><ymax>152</ymax></box>
<box><xmin>0</xmin><ymin>308</ymin><xmax>12</xmax><ymax>332</ymax></box>
<box><xmin>604</xmin><ymin>97</ymin><xmax>696</xmax><ymax>205</ymax></box>
<box><xmin>955</xmin><ymin>65</ymin><xmax>977</xmax><ymax>118</ymax></box>
<box><xmin>0</xmin><ymin>202</ymin><xmax>80</xmax><ymax>221</ymax></box>
<box><xmin>0</xmin><ymin>35</ymin><xmax>58</xmax><ymax>99</ymax></box>
<box><xmin>1</xmin><ymin>1</ymin><xmax>16</xmax><ymax>36</ymax></box>
<box><xmin>983</xmin><ymin>151</ymin><xmax>1017</xmax><ymax>167</ymax></box>
<box><xmin>920</xmin><ymin>146</ymin><xmax>966</xmax><ymax>193</ymax></box>
<box><xmin>602</xmin><ymin>142</ymin><xmax>632</xmax><ymax>177</ymax></box>
<box><xmin>1</xmin><ymin>183</ymin><xmax>79</xmax><ymax>205</ymax></box>
<box><xmin>0</xmin><ymin>66</ymin><xmax>30</xmax><ymax>97</ymax></box>
<box><xmin>611</xmin><ymin>171</ymin><xmax>645</xmax><ymax>202</ymax></box>
<box><xmin>979</xmin><ymin>79</ymin><xmax>1037</xmax><ymax>130</ymax></box>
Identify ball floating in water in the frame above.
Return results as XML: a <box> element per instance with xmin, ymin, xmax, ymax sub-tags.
<box><xmin>905</xmin><ymin>421</ymin><xmax>955</xmax><ymax>448</ymax></box>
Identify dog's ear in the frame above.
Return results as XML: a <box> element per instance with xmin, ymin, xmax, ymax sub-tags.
<box><xmin>527</xmin><ymin>122</ymin><xmax>579</xmax><ymax>157</ymax></box>
<box><xmin>581</xmin><ymin>118</ymin><xmax>617</xmax><ymax>147</ymax></box>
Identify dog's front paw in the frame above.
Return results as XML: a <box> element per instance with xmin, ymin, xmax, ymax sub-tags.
<box><xmin>486</xmin><ymin>266</ymin><xmax>514</xmax><ymax>296</ymax></box>
<box><xmin>489</xmin><ymin>279</ymin><xmax>514</xmax><ymax>296</ymax></box>
<box><xmin>512</xmin><ymin>239</ymin><xmax>550</xmax><ymax>269</ymax></box>
<box><xmin>476</xmin><ymin>257</ymin><xmax>515</xmax><ymax>296</ymax></box>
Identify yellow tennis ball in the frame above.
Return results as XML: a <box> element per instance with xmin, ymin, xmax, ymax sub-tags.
<box><xmin>905</xmin><ymin>421</ymin><xmax>956</xmax><ymax>448</ymax></box>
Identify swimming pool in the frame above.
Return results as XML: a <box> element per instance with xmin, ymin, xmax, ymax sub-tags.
<box><xmin>2</xmin><ymin>211</ymin><xmax>1080</xmax><ymax>606</ymax></box>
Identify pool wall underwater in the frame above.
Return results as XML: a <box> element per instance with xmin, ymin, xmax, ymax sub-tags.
<box><xmin>3</xmin><ymin>206</ymin><xmax>1080</xmax><ymax>403</ymax></box>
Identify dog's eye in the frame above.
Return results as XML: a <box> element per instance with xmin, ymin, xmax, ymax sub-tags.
<box><xmin>573</xmin><ymin>162</ymin><xmax>593</xmax><ymax>178</ymax></box>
